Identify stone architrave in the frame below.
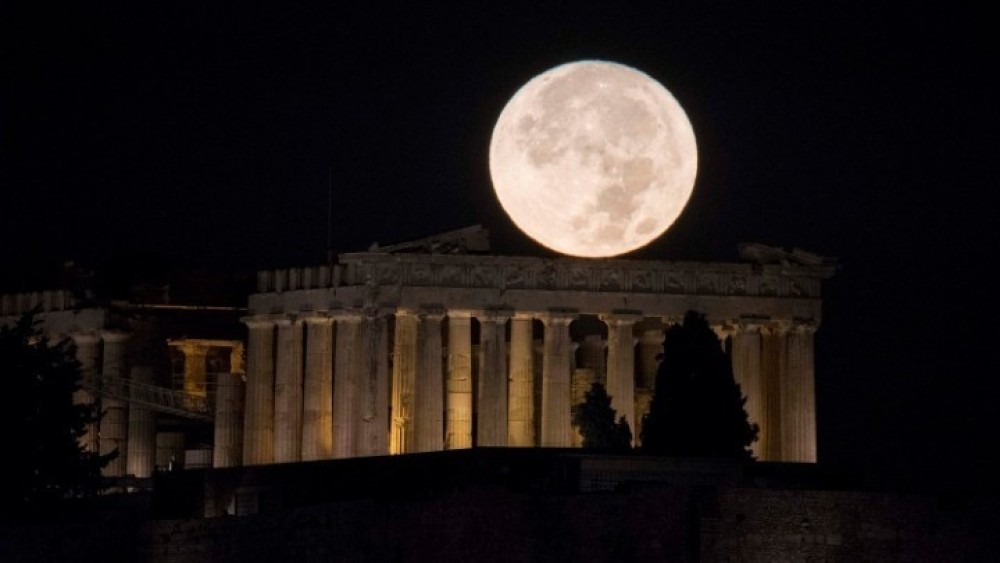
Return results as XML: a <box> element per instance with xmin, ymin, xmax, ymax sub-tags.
<box><xmin>783</xmin><ymin>321</ymin><xmax>818</xmax><ymax>462</ymax></box>
<box><xmin>274</xmin><ymin>317</ymin><xmax>304</xmax><ymax>463</ymax></box>
<box><xmin>333</xmin><ymin>311</ymin><xmax>364</xmax><ymax>458</ymax></box>
<box><xmin>100</xmin><ymin>330</ymin><xmax>130</xmax><ymax>477</ymax></box>
<box><xmin>357</xmin><ymin>314</ymin><xmax>390</xmax><ymax>456</ymax></box>
<box><xmin>732</xmin><ymin>319</ymin><xmax>764</xmax><ymax>459</ymax></box>
<box><xmin>508</xmin><ymin>314</ymin><xmax>535</xmax><ymax>447</ymax></box>
<box><xmin>476</xmin><ymin>309</ymin><xmax>511</xmax><ymax>447</ymax></box>
<box><xmin>302</xmin><ymin>315</ymin><xmax>334</xmax><ymax>461</ymax></box>
<box><xmin>415</xmin><ymin>309</ymin><xmax>445</xmax><ymax>452</ymax></box>
<box><xmin>760</xmin><ymin>321</ymin><xmax>789</xmax><ymax>462</ymax></box>
<box><xmin>70</xmin><ymin>332</ymin><xmax>101</xmax><ymax>454</ymax></box>
<box><xmin>242</xmin><ymin>317</ymin><xmax>276</xmax><ymax>466</ymax></box>
<box><xmin>390</xmin><ymin>311</ymin><xmax>419</xmax><ymax>454</ymax></box>
<box><xmin>445</xmin><ymin>311</ymin><xmax>473</xmax><ymax>449</ymax></box>
<box><xmin>126</xmin><ymin>366</ymin><xmax>156</xmax><ymax>478</ymax></box>
<box><xmin>540</xmin><ymin>310</ymin><xmax>576</xmax><ymax>447</ymax></box>
<box><xmin>602</xmin><ymin>311</ymin><xmax>642</xmax><ymax>443</ymax></box>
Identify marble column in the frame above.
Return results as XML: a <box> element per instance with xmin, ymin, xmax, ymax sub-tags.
<box><xmin>242</xmin><ymin>317</ymin><xmax>275</xmax><ymax>466</ymax></box>
<box><xmin>445</xmin><ymin>311</ymin><xmax>473</xmax><ymax>449</ymax></box>
<box><xmin>390</xmin><ymin>311</ymin><xmax>418</xmax><ymax>454</ymax></box>
<box><xmin>540</xmin><ymin>311</ymin><xmax>576</xmax><ymax>447</ymax></box>
<box><xmin>71</xmin><ymin>332</ymin><xmax>101</xmax><ymax>454</ymax></box>
<box><xmin>578</xmin><ymin>334</ymin><xmax>607</xmax><ymax>388</ymax></box>
<box><xmin>476</xmin><ymin>309</ymin><xmax>511</xmax><ymax>447</ymax></box>
<box><xmin>415</xmin><ymin>309</ymin><xmax>445</xmax><ymax>452</ymax></box>
<box><xmin>357</xmin><ymin>314</ymin><xmax>390</xmax><ymax>456</ymax></box>
<box><xmin>274</xmin><ymin>317</ymin><xmax>304</xmax><ymax>463</ymax></box>
<box><xmin>126</xmin><ymin>366</ymin><xmax>156</xmax><ymax>478</ymax></box>
<box><xmin>602</xmin><ymin>311</ymin><xmax>641</xmax><ymax>443</ymax></box>
<box><xmin>213</xmin><ymin>344</ymin><xmax>245</xmax><ymax>468</ymax></box>
<box><xmin>760</xmin><ymin>321</ymin><xmax>789</xmax><ymax>462</ymax></box>
<box><xmin>783</xmin><ymin>321</ymin><xmax>818</xmax><ymax>462</ymax></box>
<box><xmin>302</xmin><ymin>315</ymin><xmax>334</xmax><ymax>461</ymax></box>
<box><xmin>100</xmin><ymin>330</ymin><xmax>130</xmax><ymax>477</ymax></box>
<box><xmin>508</xmin><ymin>314</ymin><xmax>535</xmax><ymax>447</ymax></box>
<box><xmin>635</xmin><ymin>328</ymin><xmax>663</xmax><ymax>445</ymax></box>
<box><xmin>732</xmin><ymin>319</ymin><xmax>764</xmax><ymax>459</ymax></box>
<box><xmin>178</xmin><ymin>342</ymin><xmax>209</xmax><ymax>400</ymax></box>
<box><xmin>333</xmin><ymin>312</ymin><xmax>364</xmax><ymax>458</ymax></box>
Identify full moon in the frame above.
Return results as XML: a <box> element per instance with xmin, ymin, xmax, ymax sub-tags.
<box><xmin>489</xmin><ymin>60</ymin><xmax>697</xmax><ymax>257</ymax></box>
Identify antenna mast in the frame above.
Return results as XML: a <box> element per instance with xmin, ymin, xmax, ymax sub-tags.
<box><xmin>326</xmin><ymin>167</ymin><xmax>333</xmax><ymax>264</ymax></box>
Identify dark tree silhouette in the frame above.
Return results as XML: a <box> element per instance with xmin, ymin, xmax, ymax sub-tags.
<box><xmin>641</xmin><ymin>310</ymin><xmax>758</xmax><ymax>459</ymax></box>
<box><xmin>572</xmin><ymin>382</ymin><xmax>632</xmax><ymax>451</ymax></box>
<box><xmin>0</xmin><ymin>310</ymin><xmax>113</xmax><ymax>522</ymax></box>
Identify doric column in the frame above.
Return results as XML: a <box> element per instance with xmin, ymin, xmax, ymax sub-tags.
<box><xmin>577</xmin><ymin>334</ymin><xmax>607</xmax><ymax>388</ymax></box>
<box><xmin>302</xmin><ymin>315</ymin><xmax>334</xmax><ymax>461</ymax></box>
<box><xmin>445</xmin><ymin>311</ymin><xmax>473</xmax><ymax>449</ymax></box>
<box><xmin>126</xmin><ymin>366</ymin><xmax>156</xmax><ymax>478</ymax></box>
<box><xmin>712</xmin><ymin>324</ymin><xmax>733</xmax><ymax>352</ymax></box>
<box><xmin>540</xmin><ymin>310</ymin><xmax>576</xmax><ymax>447</ymax></box>
<box><xmin>571</xmin><ymin>366</ymin><xmax>594</xmax><ymax>447</ymax></box>
<box><xmin>273</xmin><ymin>317</ymin><xmax>304</xmax><ymax>463</ymax></box>
<box><xmin>357</xmin><ymin>313</ymin><xmax>390</xmax><ymax>456</ymax></box>
<box><xmin>213</xmin><ymin>344</ymin><xmax>245</xmax><ymax>468</ymax></box>
<box><xmin>415</xmin><ymin>308</ymin><xmax>445</xmax><ymax>452</ymax></box>
<box><xmin>390</xmin><ymin>311</ymin><xmax>418</xmax><ymax>454</ymax></box>
<box><xmin>732</xmin><ymin>319</ymin><xmax>764</xmax><ymax>459</ymax></box>
<box><xmin>70</xmin><ymin>331</ymin><xmax>101</xmax><ymax>454</ymax></box>
<box><xmin>508</xmin><ymin>314</ymin><xmax>535</xmax><ymax>447</ymax></box>
<box><xmin>476</xmin><ymin>309</ymin><xmax>511</xmax><ymax>447</ymax></box>
<box><xmin>602</xmin><ymin>311</ymin><xmax>642</xmax><ymax>443</ymax></box>
<box><xmin>783</xmin><ymin>320</ymin><xmax>818</xmax><ymax>462</ymax></box>
<box><xmin>760</xmin><ymin>321</ymin><xmax>789</xmax><ymax>461</ymax></box>
<box><xmin>333</xmin><ymin>311</ymin><xmax>364</xmax><ymax>458</ymax></box>
<box><xmin>242</xmin><ymin>316</ymin><xmax>275</xmax><ymax>466</ymax></box>
<box><xmin>635</xmin><ymin>328</ymin><xmax>663</xmax><ymax>445</ymax></box>
<box><xmin>177</xmin><ymin>342</ymin><xmax>209</xmax><ymax>400</ymax></box>
<box><xmin>100</xmin><ymin>330</ymin><xmax>130</xmax><ymax>477</ymax></box>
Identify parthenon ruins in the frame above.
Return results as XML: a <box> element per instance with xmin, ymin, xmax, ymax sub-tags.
<box><xmin>0</xmin><ymin>228</ymin><xmax>836</xmax><ymax>476</ymax></box>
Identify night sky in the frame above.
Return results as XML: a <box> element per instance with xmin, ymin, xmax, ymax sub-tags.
<box><xmin>4</xmin><ymin>4</ymin><xmax>995</xmax><ymax>489</ymax></box>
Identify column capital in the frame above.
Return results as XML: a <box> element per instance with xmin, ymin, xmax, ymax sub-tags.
<box><xmin>300</xmin><ymin>312</ymin><xmax>335</xmax><ymax>325</ymax></box>
<box><xmin>600</xmin><ymin>309</ymin><xmax>643</xmax><ymax>326</ymax></box>
<box><xmin>172</xmin><ymin>340</ymin><xmax>210</xmax><ymax>357</ymax></box>
<box><xmin>512</xmin><ymin>311</ymin><xmax>535</xmax><ymax>321</ymax></box>
<box><xmin>790</xmin><ymin>318</ymin><xmax>819</xmax><ymax>334</ymax></box>
<box><xmin>241</xmin><ymin>314</ymin><xmax>279</xmax><ymax>329</ymax></box>
<box><xmin>661</xmin><ymin>314</ymin><xmax>684</xmax><ymax>326</ymax></box>
<box><xmin>446</xmin><ymin>309</ymin><xmax>474</xmax><ymax>321</ymax></box>
<box><xmin>473</xmin><ymin>307</ymin><xmax>513</xmax><ymax>323</ymax></box>
<box><xmin>328</xmin><ymin>308</ymin><xmax>366</xmax><ymax>322</ymax></box>
<box><xmin>759</xmin><ymin>319</ymin><xmax>792</xmax><ymax>336</ymax></box>
<box><xmin>538</xmin><ymin>308</ymin><xmax>577</xmax><ymax>325</ymax></box>
<box><xmin>736</xmin><ymin>315</ymin><xmax>768</xmax><ymax>333</ymax></box>
<box><xmin>274</xmin><ymin>314</ymin><xmax>304</xmax><ymax>327</ymax></box>
<box><xmin>418</xmin><ymin>306</ymin><xmax>447</xmax><ymax>321</ymax></box>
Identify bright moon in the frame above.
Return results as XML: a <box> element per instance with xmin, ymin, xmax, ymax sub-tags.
<box><xmin>489</xmin><ymin>60</ymin><xmax>697</xmax><ymax>257</ymax></box>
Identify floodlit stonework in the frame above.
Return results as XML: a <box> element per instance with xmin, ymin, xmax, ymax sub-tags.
<box><xmin>0</xmin><ymin>229</ymin><xmax>836</xmax><ymax>477</ymax></box>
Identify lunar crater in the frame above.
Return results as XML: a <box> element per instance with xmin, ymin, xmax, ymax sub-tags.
<box><xmin>490</xmin><ymin>60</ymin><xmax>697</xmax><ymax>258</ymax></box>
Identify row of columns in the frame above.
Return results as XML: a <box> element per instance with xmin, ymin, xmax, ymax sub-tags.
<box><xmin>70</xmin><ymin>332</ymin><xmax>247</xmax><ymax>477</ymax></box>
<box><xmin>240</xmin><ymin>308</ymin><xmax>654</xmax><ymax>463</ymax></box>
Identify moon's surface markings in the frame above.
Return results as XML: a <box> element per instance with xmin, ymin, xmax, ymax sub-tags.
<box><xmin>489</xmin><ymin>60</ymin><xmax>698</xmax><ymax>257</ymax></box>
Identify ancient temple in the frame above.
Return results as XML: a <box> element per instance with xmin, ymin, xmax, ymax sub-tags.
<box><xmin>239</xmin><ymin>227</ymin><xmax>835</xmax><ymax>465</ymax></box>
<box><xmin>0</xmin><ymin>227</ymin><xmax>835</xmax><ymax>479</ymax></box>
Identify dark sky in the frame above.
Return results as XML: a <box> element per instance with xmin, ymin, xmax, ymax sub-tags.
<box><xmin>4</xmin><ymin>4</ymin><xmax>996</xmax><ymax>488</ymax></box>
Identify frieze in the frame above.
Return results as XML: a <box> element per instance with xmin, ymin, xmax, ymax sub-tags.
<box><xmin>258</xmin><ymin>250</ymin><xmax>834</xmax><ymax>300</ymax></box>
